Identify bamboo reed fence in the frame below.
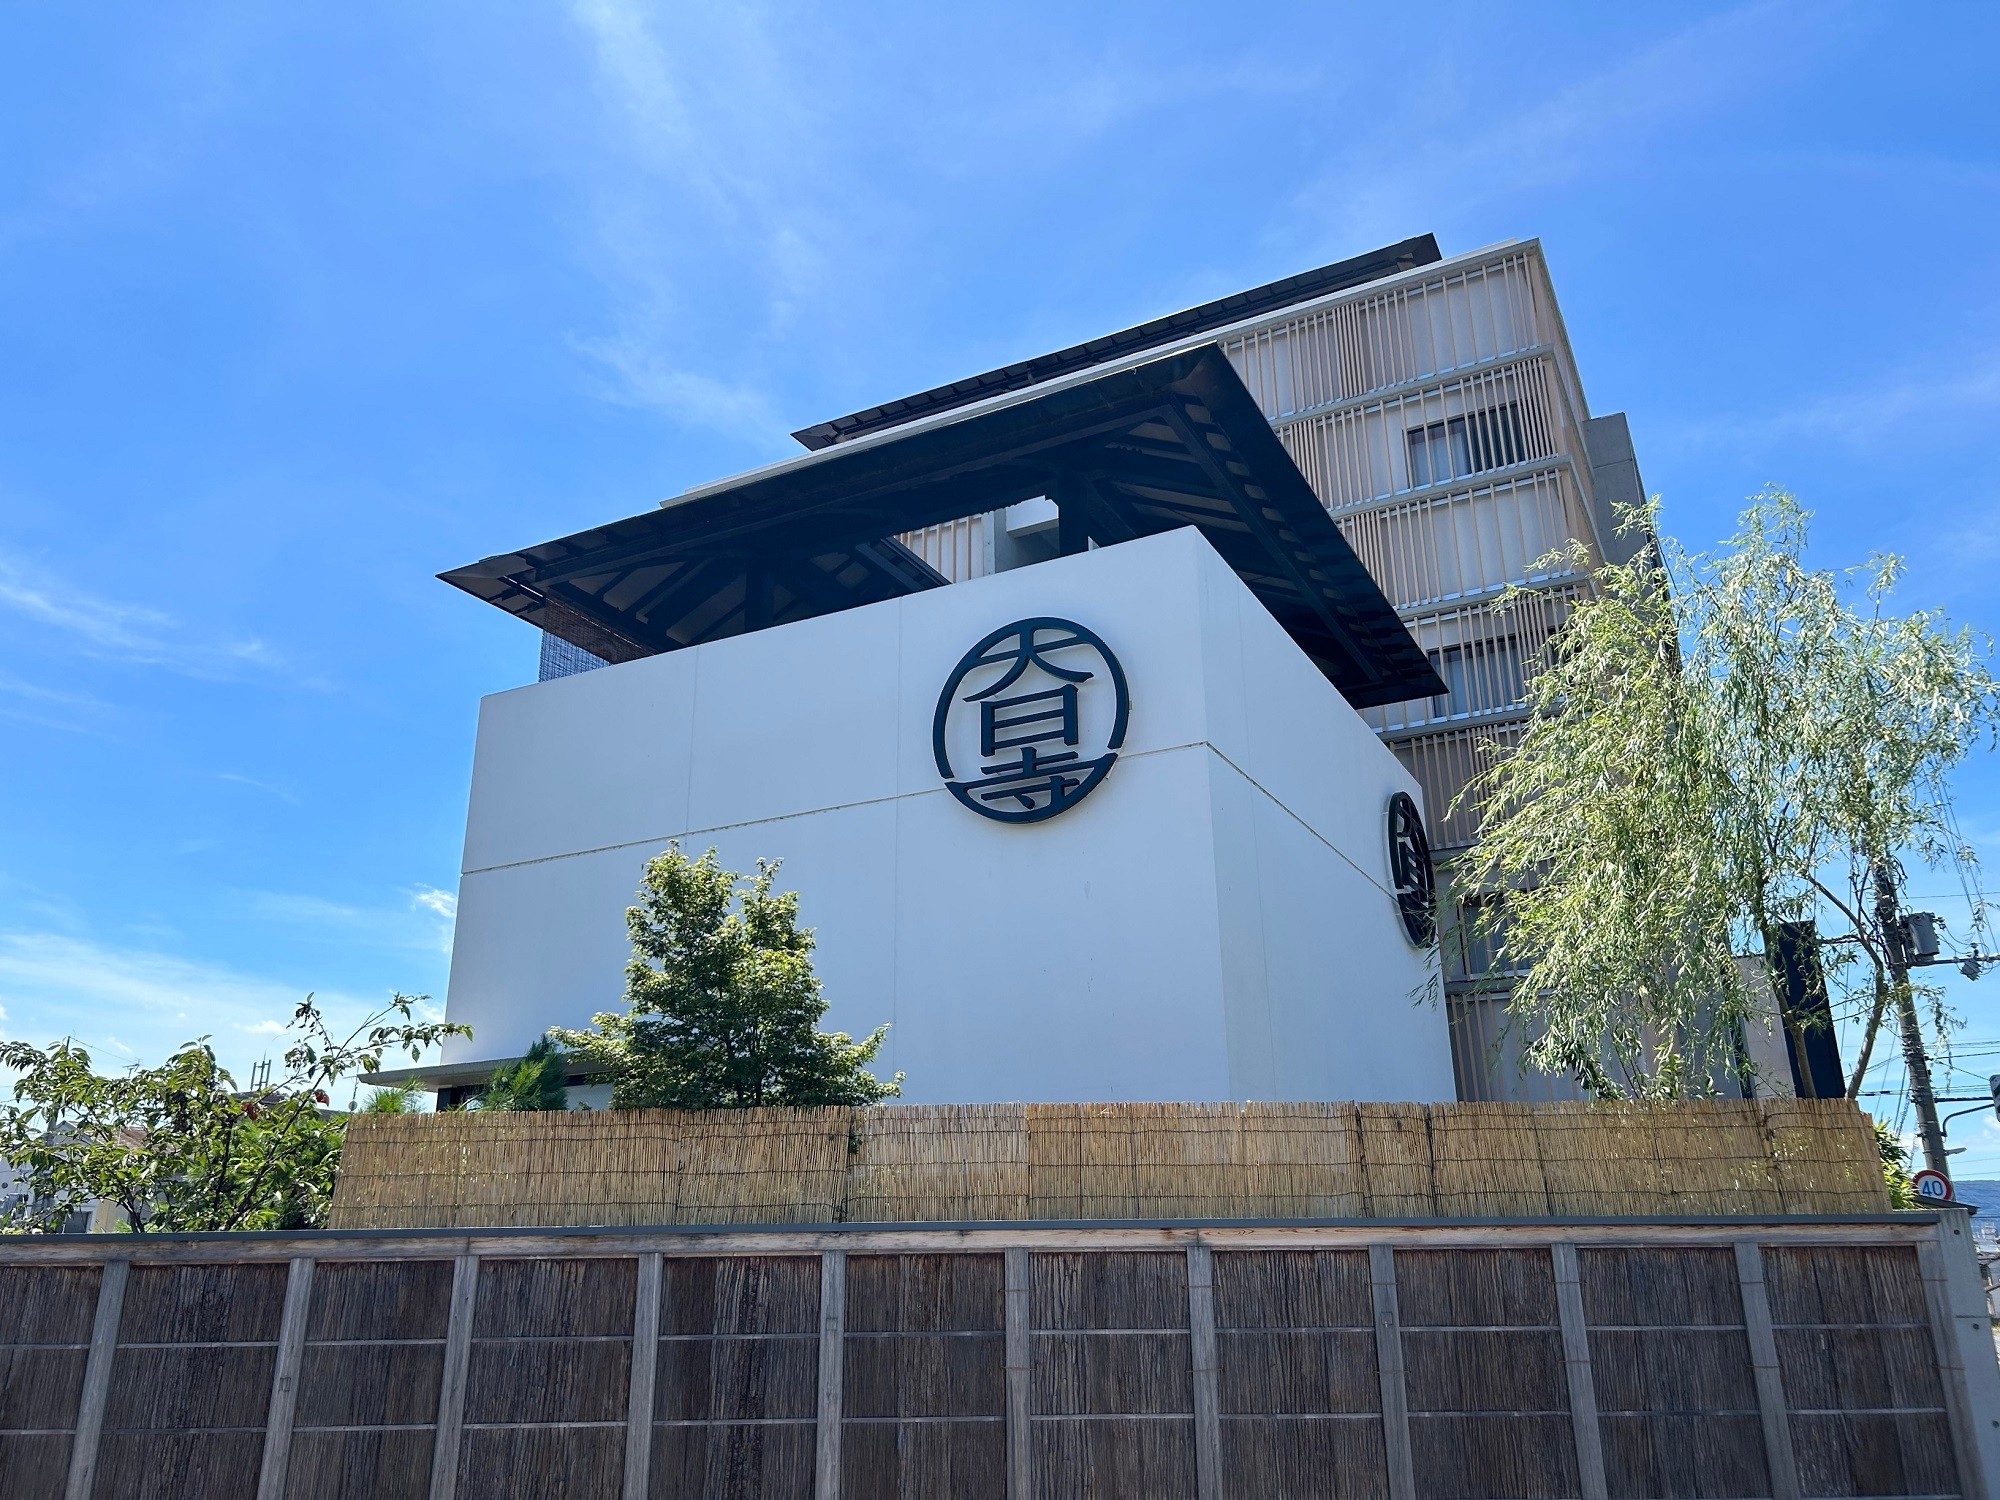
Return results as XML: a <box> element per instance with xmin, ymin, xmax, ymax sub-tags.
<box><xmin>327</xmin><ymin>1098</ymin><xmax>1886</xmax><ymax>1230</ymax></box>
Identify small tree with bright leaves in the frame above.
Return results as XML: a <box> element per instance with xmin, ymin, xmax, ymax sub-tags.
<box><xmin>553</xmin><ymin>845</ymin><xmax>902</xmax><ymax>1109</ymax></box>
<box><xmin>0</xmin><ymin>995</ymin><xmax>467</xmax><ymax>1233</ymax></box>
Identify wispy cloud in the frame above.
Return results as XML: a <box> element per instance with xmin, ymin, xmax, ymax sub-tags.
<box><xmin>567</xmin><ymin>331</ymin><xmax>782</xmax><ymax>440</ymax></box>
<box><xmin>230</xmin><ymin>885</ymin><xmax>459</xmax><ymax>959</ymax></box>
<box><xmin>0</xmin><ymin>672</ymin><xmax>102</xmax><ymax>709</ymax></box>
<box><xmin>0</xmin><ymin>931</ymin><xmax>364</xmax><ymax>1074</ymax></box>
<box><xmin>412</xmin><ymin>886</ymin><xmax>458</xmax><ymax>956</ymax></box>
<box><xmin>0</xmin><ymin>548</ymin><xmax>285</xmax><ymax>680</ymax></box>
<box><xmin>218</xmin><ymin>772</ymin><xmax>301</xmax><ymax>805</ymax></box>
<box><xmin>559</xmin><ymin>2</ymin><xmax>1338</xmax><ymax>442</ymax></box>
<box><xmin>568</xmin><ymin>0</ymin><xmax>765</xmax><ymax>408</ymax></box>
<box><xmin>1655</xmin><ymin>359</ymin><xmax>2000</xmax><ymax>458</ymax></box>
<box><xmin>563</xmin><ymin>0</ymin><xmax>856</xmax><ymax>440</ymax></box>
<box><xmin>0</xmin><ymin>928</ymin><xmax>457</xmax><ymax>1085</ymax></box>
<box><xmin>0</xmin><ymin>668</ymin><xmax>113</xmax><ymax>735</ymax></box>
<box><xmin>240</xmin><ymin>892</ymin><xmax>365</xmax><ymax>925</ymax></box>
<box><xmin>412</xmin><ymin>887</ymin><xmax>457</xmax><ymax>921</ymax></box>
<box><xmin>1287</xmin><ymin>1</ymin><xmax>1820</xmax><ymax>251</ymax></box>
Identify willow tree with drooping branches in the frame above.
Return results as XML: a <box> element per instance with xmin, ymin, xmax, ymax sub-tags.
<box><xmin>1456</xmin><ymin>489</ymin><xmax>1998</xmax><ymax>1099</ymax></box>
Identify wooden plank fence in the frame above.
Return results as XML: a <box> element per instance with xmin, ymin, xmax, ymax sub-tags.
<box><xmin>2</xmin><ymin>1215</ymin><xmax>1997</xmax><ymax>1500</ymax></box>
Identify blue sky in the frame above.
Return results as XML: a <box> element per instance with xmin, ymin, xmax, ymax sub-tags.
<box><xmin>2</xmin><ymin>3</ymin><xmax>1997</xmax><ymax>1153</ymax></box>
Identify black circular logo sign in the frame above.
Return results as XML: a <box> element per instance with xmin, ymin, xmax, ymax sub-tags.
<box><xmin>1387</xmin><ymin>791</ymin><xmax>1437</xmax><ymax>947</ymax></box>
<box><xmin>932</xmin><ymin>617</ymin><xmax>1130</xmax><ymax>824</ymax></box>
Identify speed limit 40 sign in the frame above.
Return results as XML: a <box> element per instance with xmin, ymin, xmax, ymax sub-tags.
<box><xmin>1911</xmin><ymin>1168</ymin><xmax>1954</xmax><ymax>1203</ymax></box>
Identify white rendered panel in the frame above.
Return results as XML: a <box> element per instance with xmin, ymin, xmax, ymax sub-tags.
<box><xmin>443</xmin><ymin>528</ymin><xmax>1451</xmax><ymax>1102</ymax></box>
<box><xmin>460</xmin><ymin>646</ymin><xmax>697</xmax><ymax>874</ymax></box>
<box><xmin>684</xmin><ymin>594</ymin><xmax>905</xmax><ymax>832</ymax></box>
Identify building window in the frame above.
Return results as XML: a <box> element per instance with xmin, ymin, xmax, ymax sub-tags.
<box><xmin>1406</xmin><ymin>402</ymin><xmax>1526</xmax><ymax>489</ymax></box>
<box><xmin>1428</xmin><ymin>637</ymin><xmax>1526</xmax><ymax>720</ymax></box>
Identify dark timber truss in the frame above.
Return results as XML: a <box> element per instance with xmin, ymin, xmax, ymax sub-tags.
<box><xmin>441</xmin><ymin>345</ymin><xmax>1445</xmax><ymax>710</ymax></box>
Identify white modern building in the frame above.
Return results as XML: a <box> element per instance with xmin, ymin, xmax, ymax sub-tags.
<box><xmin>414</xmin><ymin>234</ymin><xmax>1649</xmax><ymax>1105</ymax></box>
<box><xmin>445</xmin><ymin>528</ymin><xmax>1451</xmax><ymax>1106</ymax></box>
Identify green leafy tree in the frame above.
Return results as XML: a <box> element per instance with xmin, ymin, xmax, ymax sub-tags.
<box><xmin>0</xmin><ymin>995</ymin><xmax>467</xmax><ymax>1233</ymax></box>
<box><xmin>475</xmin><ymin>1038</ymin><xmax>570</xmax><ymax>1111</ymax></box>
<box><xmin>1458</xmin><ymin>492</ymin><xmax>1998</xmax><ymax>1098</ymax></box>
<box><xmin>360</xmin><ymin>1085</ymin><xmax>424</xmax><ymax>1114</ymax></box>
<box><xmin>1874</xmin><ymin>1119</ymin><xmax>1917</xmax><ymax>1209</ymax></box>
<box><xmin>554</xmin><ymin>845</ymin><xmax>902</xmax><ymax>1109</ymax></box>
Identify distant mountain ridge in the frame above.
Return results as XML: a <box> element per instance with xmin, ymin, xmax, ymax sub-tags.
<box><xmin>1947</xmin><ymin>1178</ymin><xmax>1999</xmax><ymax>1216</ymax></box>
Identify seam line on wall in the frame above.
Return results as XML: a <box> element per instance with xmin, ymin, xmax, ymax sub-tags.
<box><xmin>461</xmin><ymin>741</ymin><xmax>1402</xmax><ymax>901</ymax></box>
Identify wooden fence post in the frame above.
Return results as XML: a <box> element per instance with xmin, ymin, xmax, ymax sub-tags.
<box><xmin>428</xmin><ymin>1254</ymin><xmax>480</xmax><ymax>1500</ymax></box>
<box><xmin>1550</xmin><ymin>1242</ymin><xmax>1607</xmax><ymax>1500</ymax></box>
<box><xmin>1733</xmin><ymin>1240</ymin><xmax>1800</xmax><ymax>1500</ymax></box>
<box><xmin>255</xmin><ymin>1257</ymin><xmax>315</xmax><ymax>1500</ymax></box>
<box><xmin>815</xmin><ymin>1249</ymin><xmax>846</xmax><ymax>1500</ymax></box>
<box><xmin>1369</xmin><ymin>1245</ymin><xmax>1415</xmax><ymax>1500</ymax></box>
<box><xmin>623</xmin><ymin>1252</ymin><xmax>662</xmax><ymax>1500</ymax></box>
<box><xmin>1187</xmin><ymin>1242</ymin><xmax>1222</xmax><ymax>1500</ymax></box>
<box><xmin>1916</xmin><ymin>1213</ymin><xmax>1996</xmax><ymax>1500</ymax></box>
<box><xmin>64</xmin><ymin>1257</ymin><xmax>128</xmax><ymax>1500</ymax></box>
<box><xmin>1005</xmin><ymin>1246</ymin><xmax>1032</xmax><ymax>1500</ymax></box>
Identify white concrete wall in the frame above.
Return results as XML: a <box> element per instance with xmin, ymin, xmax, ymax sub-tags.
<box><xmin>444</xmin><ymin>526</ymin><xmax>1455</xmax><ymax>1104</ymax></box>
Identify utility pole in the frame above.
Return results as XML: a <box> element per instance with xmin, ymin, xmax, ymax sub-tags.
<box><xmin>1874</xmin><ymin>863</ymin><xmax>1950</xmax><ymax>1177</ymax></box>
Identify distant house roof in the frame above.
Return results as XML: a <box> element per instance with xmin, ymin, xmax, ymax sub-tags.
<box><xmin>789</xmin><ymin>234</ymin><xmax>1441</xmax><ymax>451</ymax></box>
<box><xmin>442</xmin><ymin>343</ymin><xmax>1444</xmax><ymax>709</ymax></box>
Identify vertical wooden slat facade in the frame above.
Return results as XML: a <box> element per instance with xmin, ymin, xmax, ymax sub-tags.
<box><xmin>653</xmin><ymin>1253</ymin><xmax>819</xmax><ymax>1498</ymax></box>
<box><xmin>1</xmin><ymin>1215</ymin><xmax>1992</xmax><ymax>1500</ymax></box>
<box><xmin>842</xmin><ymin>1253</ymin><xmax>1004</xmax><ymax>1497</ymax></box>
<box><xmin>1033</xmin><ymin>1251</ymin><xmax>1196</xmax><ymax>1497</ymax></box>
<box><xmin>459</xmin><ymin>1257</ymin><xmax>635</xmax><ymax>1497</ymax></box>
<box><xmin>288</xmin><ymin>1257</ymin><xmax>455</xmax><ymax>1500</ymax></box>
<box><xmin>1765</xmin><ymin>1244</ymin><xmax>1962</xmax><ymax>1499</ymax></box>
<box><xmin>1218</xmin><ymin>1248</ymin><xmax>1389</xmax><ymax>1498</ymax></box>
<box><xmin>93</xmin><ymin>1261</ymin><xmax>288</xmax><ymax>1500</ymax></box>
<box><xmin>1398</xmin><ymin>1248</ymin><xmax>1580</xmax><ymax>1498</ymax></box>
<box><xmin>1586</xmin><ymin>1245</ymin><xmax>1771</xmax><ymax>1499</ymax></box>
<box><xmin>0</xmin><ymin>1262</ymin><xmax>101</xmax><ymax>1500</ymax></box>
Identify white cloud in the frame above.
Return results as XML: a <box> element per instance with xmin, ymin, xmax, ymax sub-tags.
<box><xmin>0</xmin><ymin>548</ymin><xmax>286</xmax><ymax>680</ymax></box>
<box><xmin>412</xmin><ymin>886</ymin><xmax>457</xmax><ymax>921</ymax></box>
<box><xmin>0</xmin><ymin>930</ymin><xmax>420</xmax><ymax>1082</ymax></box>
<box><xmin>412</xmin><ymin>886</ymin><xmax>458</xmax><ymax>957</ymax></box>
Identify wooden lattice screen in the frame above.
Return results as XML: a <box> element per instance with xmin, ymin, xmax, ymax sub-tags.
<box><xmin>1</xmin><ymin>1217</ymin><xmax>1994</xmax><ymax>1500</ymax></box>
